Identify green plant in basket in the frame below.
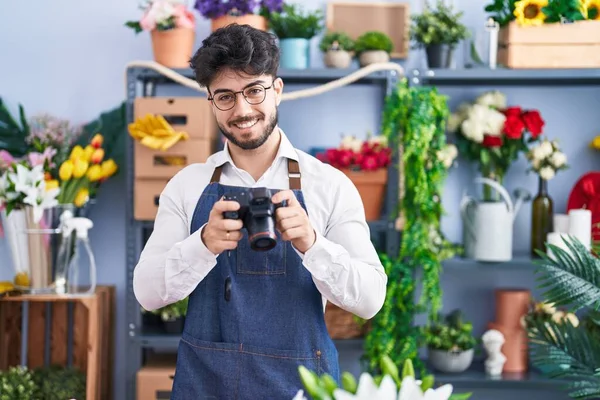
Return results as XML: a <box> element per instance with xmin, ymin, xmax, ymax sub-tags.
<box><xmin>0</xmin><ymin>366</ymin><xmax>36</xmax><ymax>400</ymax></box>
<box><xmin>410</xmin><ymin>0</ymin><xmax>469</xmax><ymax>47</ymax></box>
<box><xmin>319</xmin><ymin>31</ymin><xmax>355</xmax><ymax>52</ymax></box>
<box><xmin>353</xmin><ymin>31</ymin><xmax>393</xmax><ymax>54</ymax></box>
<box><xmin>268</xmin><ymin>3</ymin><xmax>323</xmax><ymax>39</ymax></box>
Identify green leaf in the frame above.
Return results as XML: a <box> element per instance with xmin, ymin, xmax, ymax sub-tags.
<box><xmin>449</xmin><ymin>393</ymin><xmax>473</xmax><ymax>400</ymax></box>
<box><xmin>341</xmin><ymin>371</ymin><xmax>357</xmax><ymax>394</ymax></box>
<box><xmin>125</xmin><ymin>21</ymin><xmax>143</xmax><ymax>34</ymax></box>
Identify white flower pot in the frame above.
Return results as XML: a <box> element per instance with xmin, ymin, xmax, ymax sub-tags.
<box><xmin>428</xmin><ymin>348</ymin><xmax>474</xmax><ymax>373</ymax></box>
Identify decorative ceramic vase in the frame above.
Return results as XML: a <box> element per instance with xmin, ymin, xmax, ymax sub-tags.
<box><xmin>358</xmin><ymin>50</ymin><xmax>389</xmax><ymax>67</ymax></box>
<box><xmin>340</xmin><ymin>168</ymin><xmax>388</xmax><ymax>221</ymax></box>
<box><xmin>279</xmin><ymin>38</ymin><xmax>310</xmax><ymax>69</ymax></box>
<box><xmin>531</xmin><ymin>177</ymin><xmax>553</xmax><ymax>257</ymax></box>
<box><xmin>323</xmin><ymin>50</ymin><xmax>352</xmax><ymax>68</ymax></box>
<box><xmin>151</xmin><ymin>27</ymin><xmax>195</xmax><ymax>68</ymax></box>
<box><xmin>211</xmin><ymin>14</ymin><xmax>267</xmax><ymax>31</ymax></box>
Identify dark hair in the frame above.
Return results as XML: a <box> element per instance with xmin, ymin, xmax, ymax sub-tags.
<box><xmin>190</xmin><ymin>24</ymin><xmax>280</xmax><ymax>89</ymax></box>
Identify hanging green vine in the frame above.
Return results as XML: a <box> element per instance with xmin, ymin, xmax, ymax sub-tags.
<box><xmin>363</xmin><ymin>78</ymin><xmax>458</xmax><ymax>374</ymax></box>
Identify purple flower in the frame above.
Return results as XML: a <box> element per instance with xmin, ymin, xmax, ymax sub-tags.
<box><xmin>261</xmin><ymin>0</ymin><xmax>283</xmax><ymax>13</ymax></box>
<box><xmin>194</xmin><ymin>0</ymin><xmax>277</xmax><ymax>19</ymax></box>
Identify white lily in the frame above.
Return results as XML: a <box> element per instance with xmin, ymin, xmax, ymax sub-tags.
<box><xmin>398</xmin><ymin>376</ymin><xmax>453</xmax><ymax>400</ymax></box>
<box><xmin>333</xmin><ymin>373</ymin><xmax>398</xmax><ymax>400</ymax></box>
<box><xmin>292</xmin><ymin>389</ymin><xmax>308</xmax><ymax>400</ymax></box>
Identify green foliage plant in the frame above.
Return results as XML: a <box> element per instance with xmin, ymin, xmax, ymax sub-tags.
<box><xmin>422</xmin><ymin>309</ymin><xmax>477</xmax><ymax>352</ymax></box>
<box><xmin>319</xmin><ymin>31</ymin><xmax>355</xmax><ymax>52</ymax></box>
<box><xmin>150</xmin><ymin>297</ymin><xmax>189</xmax><ymax>321</ymax></box>
<box><xmin>0</xmin><ymin>98</ymin><xmax>31</xmax><ymax>158</ymax></box>
<box><xmin>32</xmin><ymin>365</ymin><xmax>86</xmax><ymax>400</ymax></box>
<box><xmin>0</xmin><ymin>366</ymin><xmax>36</xmax><ymax>400</ymax></box>
<box><xmin>410</xmin><ymin>0</ymin><xmax>470</xmax><ymax>47</ymax></box>
<box><xmin>268</xmin><ymin>3</ymin><xmax>323</xmax><ymax>39</ymax></box>
<box><xmin>353</xmin><ymin>31</ymin><xmax>393</xmax><ymax>54</ymax></box>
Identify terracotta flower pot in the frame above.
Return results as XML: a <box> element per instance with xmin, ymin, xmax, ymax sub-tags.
<box><xmin>211</xmin><ymin>14</ymin><xmax>267</xmax><ymax>32</ymax></box>
<box><xmin>151</xmin><ymin>27</ymin><xmax>195</xmax><ymax>68</ymax></box>
<box><xmin>495</xmin><ymin>289</ymin><xmax>531</xmax><ymax>329</ymax></box>
<box><xmin>340</xmin><ymin>168</ymin><xmax>388</xmax><ymax>220</ymax></box>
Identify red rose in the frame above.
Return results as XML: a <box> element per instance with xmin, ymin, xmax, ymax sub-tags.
<box><xmin>503</xmin><ymin>107</ymin><xmax>522</xmax><ymax>117</ymax></box>
<box><xmin>360</xmin><ymin>155</ymin><xmax>379</xmax><ymax>171</ymax></box>
<box><xmin>522</xmin><ymin>110</ymin><xmax>544</xmax><ymax>137</ymax></box>
<box><xmin>482</xmin><ymin>135</ymin><xmax>502</xmax><ymax>147</ymax></box>
<box><xmin>503</xmin><ymin>114</ymin><xmax>525</xmax><ymax>139</ymax></box>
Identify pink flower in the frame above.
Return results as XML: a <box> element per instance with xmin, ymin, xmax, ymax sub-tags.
<box><xmin>174</xmin><ymin>4</ymin><xmax>195</xmax><ymax>29</ymax></box>
<box><xmin>140</xmin><ymin>10</ymin><xmax>157</xmax><ymax>31</ymax></box>
<box><xmin>0</xmin><ymin>150</ymin><xmax>15</xmax><ymax>168</ymax></box>
<box><xmin>27</xmin><ymin>147</ymin><xmax>57</xmax><ymax>168</ymax></box>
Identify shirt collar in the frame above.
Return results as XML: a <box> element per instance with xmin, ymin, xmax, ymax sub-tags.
<box><xmin>211</xmin><ymin>127</ymin><xmax>299</xmax><ymax>168</ymax></box>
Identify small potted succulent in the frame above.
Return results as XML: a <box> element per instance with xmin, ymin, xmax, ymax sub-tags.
<box><xmin>421</xmin><ymin>309</ymin><xmax>477</xmax><ymax>373</ymax></box>
<box><xmin>353</xmin><ymin>31</ymin><xmax>393</xmax><ymax>67</ymax></box>
<box><xmin>319</xmin><ymin>31</ymin><xmax>355</xmax><ymax>68</ymax></box>
<box><xmin>410</xmin><ymin>0</ymin><xmax>469</xmax><ymax>68</ymax></box>
<box><xmin>268</xmin><ymin>3</ymin><xmax>323</xmax><ymax>69</ymax></box>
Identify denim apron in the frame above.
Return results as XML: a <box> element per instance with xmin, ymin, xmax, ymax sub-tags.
<box><xmin>170</xmin><ymin>158</ymin><xmax>340</xmax><ymax>400</ymax></box>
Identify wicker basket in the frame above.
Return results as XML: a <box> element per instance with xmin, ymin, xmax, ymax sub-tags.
<box><xmin>324</xmin><ymin>302</ymin><xmax>370</xmax><ymax>339</ymax></box>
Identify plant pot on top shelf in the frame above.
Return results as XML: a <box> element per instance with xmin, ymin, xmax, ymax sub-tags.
<box><xmin>269</xmin><ymin>3</ymin><xmax>323</xmax><ymax>69</ymax></box>
<box><xmin>319</xmin><ymin>31</ymin><xmax>355</xmax><ymax>68</ymax></box>
<box><xmin>410</xmin><ymin>0</ymin><xmax>469</xmax><ymax>69</ymax></box>
<box><xmin>354</xmin><ymin>31</ymin><xmax>393</xmax><ymax>67</ymax></box>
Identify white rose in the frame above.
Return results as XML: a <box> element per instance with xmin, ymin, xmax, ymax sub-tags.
<box><xmin>147</xmin><ymin>0</ymin><xmax>176</xmax><ymax>23</ymax></box>
<box><xmin>539</xmin><ymin>166</ymin><xmax>555</xmax><ymax>180</ymax></box>
<box><xmin>461</xmin><ymin>118</ymin><xmax>484</xmax><ymax>143</ymax></box>
<box><xmin>532</xmin><ymin>158</ymin><xmax>541</xmax><ymax>169</ymax></box>
<box><xmin>340</xmin><ymin>135</ymin><xmax>362</xmax><ymax>152</ymax></box>
<box><xmin>368</xmin><ymin>135</ymin><xmax>388</xmax><ymax>147</ymax></box>
<box><xmin>447</xmin><ymin>113</ymin><xmax>464</xmax><ymax>132</ymax></box>
<box><xmin>550</xmin><ymin>151</ymin><xmax>567</xmax><ymax>168</ymax></box>
<box><xmin>486</xmin><ymin>108</ymin><xmax>507</xmax><ymax>136</ymax></box>
<box><xmin>475</xmin><ymin>90</ymin><xmax>507</xmax><ymax>109</ymax></box>
<box><xmin>539</xmin><ymin>140</ymin><xmax>554</xmax><ymax>159</ymax></box>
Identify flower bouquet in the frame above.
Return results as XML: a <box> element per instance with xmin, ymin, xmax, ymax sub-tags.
<box><xmin>195</xmin><ymin>0</ymin><xmax>283</xmax><ymax>31</ymax></box>
<box><xmin>125</xmin><ymin>0</ymin><xmax>196</xmax><ymax>68</ymax></box>
<box><xmin>316</xmin><ymin>135</ymin><xmax>391</xmax><ymax>220</ymax></box>
<box><xmin>448</xmin><ymin>90</ymin><xmax>545</xmax><ymax>201</ymax></box>
<box><xmin>526</xmin><ymin>138</ymin><xmax>568</xmax><ymax>181</ymax></box>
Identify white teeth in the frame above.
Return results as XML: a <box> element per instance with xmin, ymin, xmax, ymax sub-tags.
<box><xmin>234</xmin><ymin>119</ymin><xmax>258</xmax><ymax>129</ymax></box>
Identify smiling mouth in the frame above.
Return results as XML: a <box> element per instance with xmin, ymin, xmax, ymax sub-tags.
<box><xmin>231</xmin><ymin>118</ymin><xmax>259</xmax><ymax>130</ymax></box>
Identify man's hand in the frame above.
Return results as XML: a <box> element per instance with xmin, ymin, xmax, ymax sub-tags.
<box><xmin>272</xmin><ymin>190</ymin><xmax>316</xmax><ymax>254</ymax></box>
<box><xmin>201</xmin><ymin>197</ymin><xmax>244</xmax><ymax>255</ymax></box>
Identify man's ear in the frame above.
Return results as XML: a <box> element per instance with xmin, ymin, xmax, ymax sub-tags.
<box><xmin>274</xmin><ymin>77</ymin><xmax>284</xmax><ymax>106</ymax></box>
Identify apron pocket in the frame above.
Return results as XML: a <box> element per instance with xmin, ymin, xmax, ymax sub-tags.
<box><xmin>237</xmin><ymin>343</ymin><xmax>320</xmax><ymax>399</ymax></box>
<box><xmin>172</xmin><ymin>333</ymin><xmax>241</xmax><ymax>400</ymax></box>
<box><xmin>237</xmin><ymin>233</ymin><xmax>286</xmax><ymax>275</ymax></box>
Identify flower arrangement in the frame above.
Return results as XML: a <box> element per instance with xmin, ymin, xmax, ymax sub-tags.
<box><xmin>526</xmin><ymin>138</ymin><xmax>568</xmax><ymax>180</ymax></box>
<box><xmin>316</xmin><ymin>135</ymin><xmax>392</xmax><ymax>172</ymax></box>
<box><xmin>521</xmin><ymin>300</ymin><xmax>579</xmax><ymax>332</ymax></box>
<box><xmin>448</xmin><ymin>90</ymin><xmax>545</xmax><ymax>197</ymax></box>
<box><xmin>485</xmin><ymin>0</ymin><xmax>600</xmax><ymax>27</ymax></box>
<box><xmin>194</xmin><ymin>0</ymin><xmax>283</xmax><ymax>19</ymax></box>
<box><xmin>125</xmin><ymin>0</ymin><xmax>196</xmax><ymax>34</ymax></box>
<box><xmin>293</xmin><ymin>356</ymin><xmax>460</xmax><ymax>400</ymax></box>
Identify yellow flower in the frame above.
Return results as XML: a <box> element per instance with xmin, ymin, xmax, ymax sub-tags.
<box><xmin>14</xmin><ymin>272</ymin><xmax>30</xmax><ymax>287</ymax></box>
<box><xmin>84</xmin><ymin>145</ymin><xmax>95</xmax><ymax>162</ymax></box>
<box><xmin>514</xmin><ymin>0</ymin><xmax>548</xmax><ymax>26</ymax></box>
<box><xmin>69</xmin><ymin>145</ymin><xmax>85</xmax><ymax>161</ymax></box>
<box><xmin>74</xmin><ymin>188</ymin><xmax>90</xmax><ymax>207</ymax></box>
<box><xmin>91</xmin><ymin>133</ymin><xmax>104</xmax><ymax>149</ymax></box>
<box><xmin>45</xmin><ymin>179</ymin><xmax>59</xmax><ymax>191</ymax></box>
<box><xmin>59</xmin><ymin>160</ymin><xmax>74</xmax><ymax>181</ymax></box>
<box><xmin>72</xmin><ymin>158</ymin><xmax>89</xmax><ymax>179</ymax></box>
<box><xmin>91</xmin><ymin>148</ymin><xmax>105</xmax><ymax>164</ymax></box>
<box><xmin>87</xmin><ymin>164</ymin><xmax>103</xmax><ymax>182</ymax></box>
<box><xmin>101</xmin><ymin>159</ymin><xmax>118</xmax><ymax>179</ymax></box>
<box><xmin>582</xmin><ymin>0</ymin><xmax>600</xmax><ymax>19</ymax></box>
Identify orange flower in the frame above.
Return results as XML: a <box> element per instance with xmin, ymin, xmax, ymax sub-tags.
<box><xmin>84</xmin><ymin>145</ymin><xmax>95</xmax><ymax>162</ymax></box>
<box><xmin>91</xmin><ymin>148</ymin><xmax>105</xmax><ymax>164</ymax></box>
<box><xmin>91</xmin><ymin>133</ymin><xmax>104</xmax><ymax>149</ymax></box>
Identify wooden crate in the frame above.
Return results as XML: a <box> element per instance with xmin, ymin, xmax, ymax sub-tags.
<box><xmin>498</xmin><ymin>20</ymin><xmax>600</xmax><ymax>68</ymax></box>
<box><xmin>0</xmin><ymin>286</ymin><xmax>115</xmax><ymax>400</ymax></box>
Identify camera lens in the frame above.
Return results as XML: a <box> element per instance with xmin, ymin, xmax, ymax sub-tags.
<box><xmin>253</xmin><ymin>237</ymin><xmax>276</xmax><ymax>250</ymax></box>
<box><xmin>247</xmin><ymin>217</ymin><xmax>277</xmax><ymax>251</ymax></box>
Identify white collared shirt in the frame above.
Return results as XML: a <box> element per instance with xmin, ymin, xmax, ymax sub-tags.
<box><xmin>133</xmin><ymin>129</ymin><xmax>388</xmax><ymax>319</ymax></box>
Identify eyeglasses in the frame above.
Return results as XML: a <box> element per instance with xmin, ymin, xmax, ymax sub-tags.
<box><xmin>208</xmin><ymin>82</ymin><xmax>274</xmax><ymax>111</ymax></box>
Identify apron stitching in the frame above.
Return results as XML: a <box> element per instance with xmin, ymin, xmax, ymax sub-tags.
<box><xmin>182</xmin><ymin>338</ymin><xmax>318</xmax><ymax>360</ymax></box>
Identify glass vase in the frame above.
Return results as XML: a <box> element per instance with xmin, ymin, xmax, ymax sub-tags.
<box><xmin>531</xmin><ymin>177</ymin><xmax>553</xmax><ymax>257</ymax></box>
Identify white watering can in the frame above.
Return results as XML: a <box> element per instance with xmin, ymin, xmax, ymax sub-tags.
<box><xmin>460</xmin><ymin>177</ymin><xmax>531</xmax><ymax>262</ymax></box>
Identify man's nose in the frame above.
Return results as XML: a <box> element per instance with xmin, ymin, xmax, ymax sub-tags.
<box><xmin>232</xmin><ymin>93</ymin><xmax>253</xmax><ymax>115</ymax></box>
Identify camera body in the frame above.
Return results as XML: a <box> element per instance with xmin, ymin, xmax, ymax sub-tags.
<box><xmin>223</xmin><ymin>187</ymin><xmax>287</xmax><ymax>251</ymax></box>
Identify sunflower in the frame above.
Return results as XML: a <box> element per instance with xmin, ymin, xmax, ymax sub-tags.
<box><xmin>582</xmin><ymin>0</ymin><xmax>600</xmax><ymax>19</ymax></box>
<box><xmin>514</xmin><ymin>0</ymin><xmax>548</xmax><ymax>26</ymax></box>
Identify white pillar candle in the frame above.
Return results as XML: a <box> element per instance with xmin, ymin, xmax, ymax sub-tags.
<box><xmin>546</xmin><ymin>232</ymin><xmax>571</xmax><ymax>260</ymax></box>
<box><xmin>553</xmin><ymin>213</ymin><xmax>570</xmax><ymax>234</ymax></box>
<box><xmin>568</xmin><ymin>209</ymin><xmax>592</xmax><ymax>250</ymax></box>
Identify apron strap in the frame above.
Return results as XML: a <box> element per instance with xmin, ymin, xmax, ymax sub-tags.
<box><xmin>209</xmin><ymin>158</ymin><xmax>302</xmax><ymax>190</ymax></box>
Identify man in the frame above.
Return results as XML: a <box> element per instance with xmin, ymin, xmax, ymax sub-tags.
<box><xmin>133</xmin><ymin>23</ymin><xmax>387</xmax><ymax>400</ymax></box>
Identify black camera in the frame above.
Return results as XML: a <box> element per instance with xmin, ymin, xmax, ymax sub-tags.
<box><xmin>223</xmin><ymin>187</ymin><xmax>287</xmax><ymax>251</ymax></box>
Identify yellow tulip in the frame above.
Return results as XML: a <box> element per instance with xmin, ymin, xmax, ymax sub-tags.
<box><xmin>45</xmin><ymin>179</ymin><xmax>59</xmax><ymax>191</ymax></box>
<box><xmin>91</xmin><ymin>148</ymin><xmax>105</xmax><ymax>164</ymax></box>
<box><xmin>84</xmin><ymin>145</ymin><xmax>95</xmax><ymax>162</ymax></box>
<box><xmin>101</xmin><ymin>159</ymin><xmax>118</xmax><ymax>179</ymax></box>
<box><xmin>74</xmin><ymin>188</ymin><xmax>89</xmax><ymax>207</ymax></box>
<box><xmin>59</xmin><ymin>160</ymin><xmax>74</xmax><ymax>181</ymax></box>
<box><xmin>72</xmin><ymin>158</ymin><xmax>89</xmax><ymax>179</ymax></box>
<box><xmin>70</xmin><ymin>145</ymin><xmax>85</xmax><ymax>161</ymax></box>
<box><xmin>591</xmin><ymin>135</ymin><xmax>600</xmax><ymax>150</ymax></box>
<box><xmin>87</xmin><ymin>164</ymin><xmax>103</xmax><ymax>182</ymax></box>
<box><xmin>91</xmin><ymin>133</ymin><xmax>104</xmax><ymax>149</ymax></box>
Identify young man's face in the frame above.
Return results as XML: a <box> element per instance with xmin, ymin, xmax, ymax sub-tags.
<box><xmin>208</xmin><ymin>68</ymin><xmax>283</xmax><ymax>150</ymax></box>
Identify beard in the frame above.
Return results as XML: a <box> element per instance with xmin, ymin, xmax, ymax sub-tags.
<box><xmin>218</xmin><ymin>109</ymin><xmax>279</xmax><ymax>150</ymax></box>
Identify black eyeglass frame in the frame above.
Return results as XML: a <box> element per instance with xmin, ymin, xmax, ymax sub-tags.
<box><xmin>207</xmin><ymin>80</ymin><xmax>276</xmax><ymax>111</ymax></box>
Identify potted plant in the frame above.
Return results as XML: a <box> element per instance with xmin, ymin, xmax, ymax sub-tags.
<box><xmin>268</xmin><ymin>3</ymin><xmax>323</xmax><ymax>69</ymax></box>
<box><xmin>410</xmin><ymin>0</ymin><xmax>469</xmax><ymax>68</ymax></box>
<box><xmin>195</xmin><ymin>0</ymin><xmax>283</xmax><ymax>32</ymax></box>
<box><xmin>0</xmin><ymin>366</ymin><xmax>37</xmax><ymax>400</ymax></box>
<box><xmin>125</xmin><ymin>0</ymin><xmax>196</xmax><ymax>68</ymax></box>
<box><xmin>153</xmin><ymin>297</ymin><xmax>189</xmax><ymax>334</ymax></box>
<box><xmin>32</xmin><ymin>366</ymin><xmax>86</xmax><ymax>400</ymax></box>
<box><xmin>422</xmin><ymin>309</ymin><xmax>477</xmax><ymax>373</ymax></box>
<box><xmin>316</xmin><ymin>134</ymin><xmax>391</xmax><ymax>221</ymax></box>
<box><xmin>319</xmin><ymin>31</ymin><xmax>354</xmax><ymax>68</ymax></box>
<box><xmin>353</xmin><ymin>31</ymin><xmax>393</xmax><ymax>67</ymax></box>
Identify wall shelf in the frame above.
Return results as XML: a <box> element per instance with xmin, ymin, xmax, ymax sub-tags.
<box><xmin>443</xmin><ymin>254</ymin><xmax>539</xmax><ymax>270</ymax></box>
<box><xmin>412</xmin><ymin>67</ymin><xmax>600</xmax><ymax>86</ymax></box>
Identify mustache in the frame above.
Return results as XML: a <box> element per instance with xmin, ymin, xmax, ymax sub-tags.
<box><xmin>229</xmin><ymin>115</ymin><xmax>262</xmax><ymax>126</ymax></box>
